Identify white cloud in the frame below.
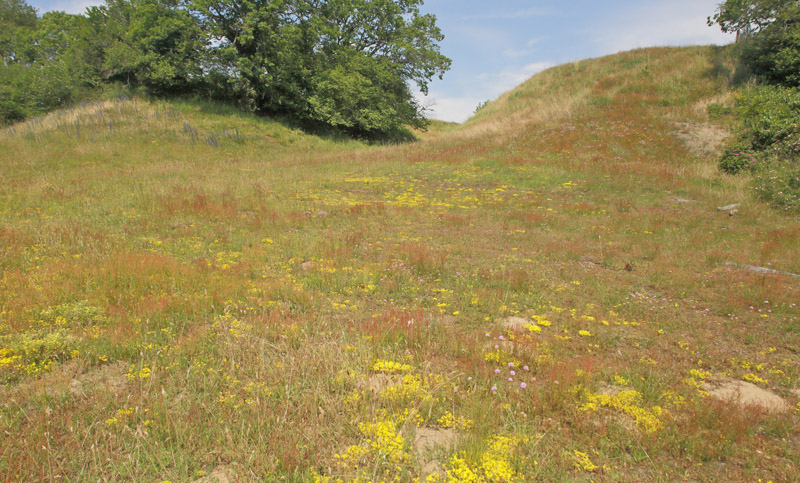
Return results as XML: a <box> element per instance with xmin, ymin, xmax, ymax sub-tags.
<box><xmin>419</xmin><ymin>61</ymin><xmax>554</xmax><ymax>123</ymax></box>
<box><xmin>591</xmin><ymin>0</ymin><xmax>735</xmax><ymax>54</ymax></box>
<box><xmin>417</xmin><ymin>93</ymin><xmax>485</xmax><ymax>123</ymax></box>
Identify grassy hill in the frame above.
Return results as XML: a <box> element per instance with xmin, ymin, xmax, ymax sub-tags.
<box><xmin>1</xmin><ymin>46</ymin><xmax>798</xmax><ymax>482</ymax></box>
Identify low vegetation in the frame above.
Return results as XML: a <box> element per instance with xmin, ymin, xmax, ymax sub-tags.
<box><xmin>711</xmin><ymin>0</ymin><xmax>800</xmax><ymax>212</ymax></box>
<box><xmin>0</xmin><ymin>46</ymin><xmax>798</xmax><ymax>482</ymax></box>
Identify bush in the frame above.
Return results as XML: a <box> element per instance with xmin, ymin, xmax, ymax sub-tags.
<box><xmin>719</xmin><ymin>137</ymin><xmax>758</xmax><ymax>174</ymax></box>
<box><xmin>752</xmin><ymin>158</ymin><xmax>800</xmax><ymax>212</ymax></box>
<box><xmin>719</xmin><ymin>85</ymin><xmax>800</xmax><ymax>211</ymax></box>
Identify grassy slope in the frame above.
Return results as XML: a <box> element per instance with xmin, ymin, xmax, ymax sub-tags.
<box><xmin>0</xmin><ymin>46</ymin><xmax>798</xmax><ymax>482</ymax></box>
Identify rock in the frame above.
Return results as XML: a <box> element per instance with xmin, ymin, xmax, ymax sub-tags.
<box><xmin>723</xmin><ymin>261</ymin><xmax>800</xmax><ymax>280</ymax></box>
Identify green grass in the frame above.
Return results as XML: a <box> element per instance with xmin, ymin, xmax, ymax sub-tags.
<box><xmin>0</xmin><ymin>46</ymin><xmax>798</xmax><ymax>482</ymax></box>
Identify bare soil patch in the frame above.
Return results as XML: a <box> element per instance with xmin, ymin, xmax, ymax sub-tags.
<box><xmin>69</xmin><ymin>361</ymin><xmax>129</xmax><ymax>398</ymax></box>
<box><xmin>674</xmin><ymin>121</ymin><xmax>730</xmax><ymax>158</ymax></box>
<box><xmin>703</xmin><ymin>379</ymin><xmax>790</xmax><ymax>413</ymax></box>
<box><xmin>413</xmin><ymin>427</ymin><xmax>457</xmax><ymax>478</ymax></box>
<box><xmin>192</xmin><ymin>465</ymin><xmax>237</xmax><ymax>483</ymax></box>
<box><xmin>359</xmin><ymin>373</ymin><xmax>401</xmax><ymax>394</ymax></box>
<box><xmin>499</xmin><ymin>316</ymin><xmax>531</xmax><ymax>330</ymax></box>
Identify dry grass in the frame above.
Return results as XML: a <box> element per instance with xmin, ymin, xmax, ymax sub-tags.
<box><xmin>0</xmin><ymin>46</ymin><xmax>798</xmax><ymax>482</ymax></box>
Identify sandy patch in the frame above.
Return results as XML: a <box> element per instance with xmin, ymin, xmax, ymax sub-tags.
<box><xmin>0</xmin><ymin>360</ymin><xmax>127</xmax><ymax>399</ymax></box>
<box><xmin>499</xmin><ymin>316</ymin><xmax>531</xmax><ymax>331</ymax></box>
<box><xmin>413</xmin><ymin>427</ymin><xmax>457</xmax><ymax>478</ymax></box>
<box><xmin>673</xmin><ymin>121</ymin><xmax>730</xmax><ymax>158</ymax></box>
<box><xmin>703</xmin><ymin>379</ymin><xmax>790</xmax><ymax>413</ymax></box>
<box><xmin>358</xmin><ymin>374</ymin><xmax>401</xmax><ymax>394</ymax></box>
<box><xmin>192</xmin><ymin>466</ymin><xmax>236</xmax><ymax>483</ymax></box>
<box><xmin>69</xmin><ymin>361</ymin><xmax>129</xmax><ymax>398</ymax></box>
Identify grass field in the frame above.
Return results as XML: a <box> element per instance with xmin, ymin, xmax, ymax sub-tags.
<box><xmin>1</xmin><ymin>46</ymin><xmax>798</xmax><ymax>482</ymax></box>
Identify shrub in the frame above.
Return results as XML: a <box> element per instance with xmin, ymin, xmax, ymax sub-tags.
<box><xmin>752</xmin><ymin>157</ymin><xmax>800</xmax><ymax>212</ymax></box>
<box><xmin>720</xmin><ymin>85</ymin><xmax>800</xmax><ymax>211</ymax></box>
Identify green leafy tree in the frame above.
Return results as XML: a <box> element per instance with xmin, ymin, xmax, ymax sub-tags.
<box><xmin>710</xmin><ymin>0</ymin><xmax>800</xmax><ymax>86</ymax></box>
<box><xmin>709</xmin><ymin>0</ymin><xmax>798</xmax><ymax>35</ymax></box>
<box><xmin>90</xmin><ymin>0</ymin><xmax>205</xmax><ymax>93</ymax></box>
<box><xmin>191</xmin><ymin>0</ymin><xmax>450</xmax><ymax>136</ymax></box>
<box><xmin>1</xmin><ymin>0</ymin><xmax>37</xmax><ymax>65</ymax></box>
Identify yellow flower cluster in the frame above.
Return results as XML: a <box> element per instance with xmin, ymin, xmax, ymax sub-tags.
<box><xmin>381</xmin><ymin>374</ymin><xmax>423</xmax><ymax>401</ymax></box>
<box><xmin>742</xmin><ymin>373</ymin><xmax>769</xmax><ymax>385</ymax></box>
<box><xmin>436</xmin><ymin>435</ymin><xmax>531</xmax><ymax>482</ymax></box>
<box><xmin>333</xmin><ymin>420</ymin><xmax>412</xmax><ymax>480</ymax></box>
<box><xmin>0</xmin><ymin>330</ymin><xmax>75</xmax><ymax>382</ymax></box>
<box><xmin>573</xmin><ymin>450</ymin><xmax>598</xmax><ymax>472</ymax></box>
<box><xmin>581</xmin><ymin>390</ymin><xmax>667</xmax><ymax>434</ymax></box>
<box><xmin>436</xmin><ymin>411</ymin><xmax>474</xmax><ymax>430</ymax></box>
<box><xmin>372</xmin><ymin>359</ymin><xmax>413</xmax><ymax>374</ymax></box>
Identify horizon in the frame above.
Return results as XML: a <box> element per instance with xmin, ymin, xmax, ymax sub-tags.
<box><xmin>27</xmin><ymin>0</ymin><xmax>735</xmax><ymax>123</ymax></box>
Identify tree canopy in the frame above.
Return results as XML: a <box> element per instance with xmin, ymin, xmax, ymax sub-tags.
<box><xmin>710</xmin><ymin>0</ymin><xmax>800</xmax><ymax>87</ymax></box>
<box><xmin>0</xmin><ymin>0</ymin><xmax>451</xmax><ymax>137</ymax></box>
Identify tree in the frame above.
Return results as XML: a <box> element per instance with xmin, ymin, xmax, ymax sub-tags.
<box><xmin>89</xmin><ymin>0</ymin><xmax>205</xmax><ymax>93</ymax></box>
<box><xmin>1</xmin><ymin>0</ymin><xmax>37</xmax><ymax>65</ymax></box>
<box><xmin>708</xmin><ymin>0</ymin><xmax>799</xmax><ymax>36</ymax></box>
<box><xmin>190</xmin><ymin>0</ymin><xmax>450</xmax><ymax>136</ymax></box>
<box><xmin>710</xmin><ymin>0</ymin><xmax>800</xmax><ymax>87</ymax></box>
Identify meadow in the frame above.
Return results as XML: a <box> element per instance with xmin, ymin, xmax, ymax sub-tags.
<box><xmin>0</xmin><ymin>46</ymin><xmax>798</xmax><ymax>482</ymax></box>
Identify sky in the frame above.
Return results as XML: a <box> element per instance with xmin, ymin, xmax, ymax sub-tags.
<box><xmin>28</xmin><ymin>0</ymin><xmax>735</xmax><ymax>123</ymax></box>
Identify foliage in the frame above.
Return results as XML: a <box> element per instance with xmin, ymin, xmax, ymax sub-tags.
<box><xmin>711</xmin><ymin>1</ymin><xmax>800</xmax><ymax>212</ymax></box>
<box><xmin>740</xmin><ymin>22</ymin><xmax>800</xmax><ymax>87</ymax></box>
<box><xmin>752</xmin><ymin>156</ymin><xmax>800</xmax><ymax>211</ymax></box>
<box><xmin>192</xmin><ymin>0</ymin><xmax>450</xmax><ymax>136</ymax></box>
<box><xmin>708</xmin><ymin>0</ymin><xmax>799</xmax><ymax>35</ymax></box>
<box><xmin>0</xmin><ymin>0</ymin><xmax>449</xmax><ymax>136</ymax></box>
<box><xmin>88</xmin><ymin>0</ymin><xmax>205</xmax><ymax>94</ymax></box>
<box><xmin>0</xmin><ymin>0</ymin><xmax>37</xmax><ymax>64</ymax></box>
<box><xmin>718</xmin><ymin>85</ymin><xmax>800</xmax><ymax>209</ymax></box>
<box><xmin>710</xmin><ymin>0</ymin><xmax>800</xmax><ymax>87</ymax></box>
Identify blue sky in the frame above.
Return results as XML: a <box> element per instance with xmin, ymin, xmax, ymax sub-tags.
<box><xmin>29</xmin><ymin>0</ymin><xmax>735</xmax><ymax>123</ymax></box>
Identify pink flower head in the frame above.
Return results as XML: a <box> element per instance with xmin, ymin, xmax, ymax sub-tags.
<box><xmin>508</xmin><ymin>362</ymin><xmax>514</xmax><ymax>367</ymax></box>
<box><xmin>520</xmin><ymin>382</ymin><xmax>527</xmax><ymax>389</ymax></box>
<box><xmin>491</xmin><ymin>385</ymin><xmax>497</xmax><ymax>392</ymax></box>
<box><xmin>508</xmin><ymin>377</ymin><xmax>514</xmax><ymax>382</ymax></box>
<box><xmin>494</xmin><ymin>369</ymin><xmax>501</xmax><ymax>374</ymax></box>
<box><xmin>523</xmin><ymin>365</ymin><xmax>529</xmax><ymax>371</ymax></box>
<box><xmin>510</xmin><ymin>370</ymin><xmax>516</xmax><ymax>376</ymax></box>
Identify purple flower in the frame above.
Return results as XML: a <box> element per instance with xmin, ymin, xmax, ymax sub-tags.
<box><xmin>508</xmin><ymin>362</ymin><xmax>514</xmax><ymax>367</ymax></box>
<box><xmin>508</xmin><ymin>377</ymin><xmax>514</xmax><ymax>382</ymax></box>
<box><xmin>510</xmin><ymin>370</ymin><xmax>516</xmax><ymax>376</ymax></box>
<box><xmin>520</xmin><ymin>382</ymin><xmax>527</xmax><ymax>389</ymax></box>
<box><xmin>495</xmin><ymin>369</ymin><xmax>501</xmax><ymax>374</ymax></box>
<box><xmin>491</xmin><ymin>385</ymin><xmax>497</xmax><ymax>392</ymax></box>
<box><xmin>467</xmin><ymin>377</ymin><xmax>473</xmax><ymax>381</ymax></box>
<box><xmin>523</xmin><ymin>365</ymin><xmax>529</xmax><ymax>371</ymax></box>
<box><xmin>498</xmin><ymin>335</ymin><xmax>504</xmax><ymax>340</ymax></box>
